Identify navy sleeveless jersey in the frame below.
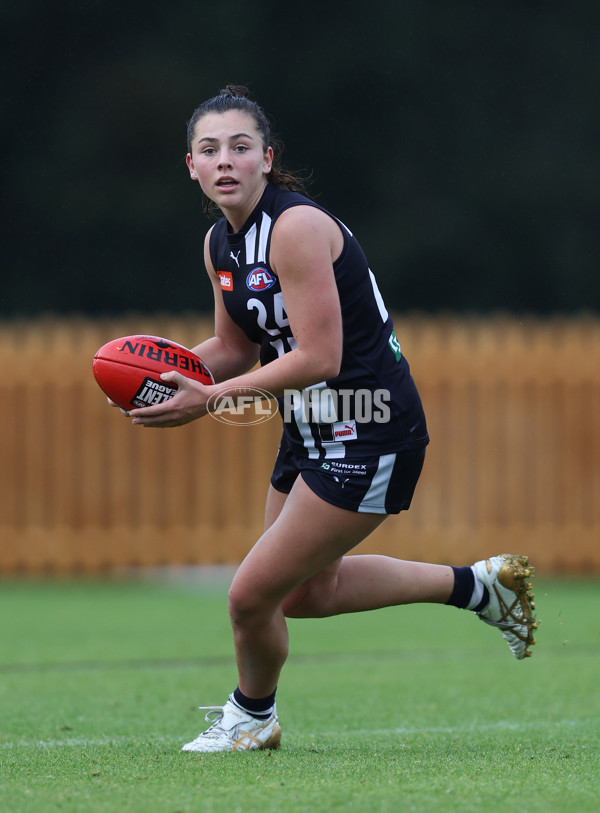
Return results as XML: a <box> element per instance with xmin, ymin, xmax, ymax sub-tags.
<box><xmin>208</xmin><ymin>183</ymin><xmax>429</xmax><ymax>460</ymax></box>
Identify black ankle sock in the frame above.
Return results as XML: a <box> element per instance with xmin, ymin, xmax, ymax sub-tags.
<box><xmin>445</xmin><ymin>566</ymin><xmax>475</xmax><ymax>609</ymax></box>
<box><xmin>233</xmin><ymin>687</ymin><xmax>277</xmax><ymax>720</ymax></box>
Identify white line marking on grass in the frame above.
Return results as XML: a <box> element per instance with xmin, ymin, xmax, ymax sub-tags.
<box><xmin>2</xmin><ymin>717</ymin><xmax>597</xmax><ymax>750</ymax></box>
<box><xmin>0</xmin><ymin>735</ymin><xmax>181</xmax><ymax>750</ymax></box>
<box><xmin>314</xmin><ymin>716</ymin><xmax>600</xmax><ymax>740</ymax></box>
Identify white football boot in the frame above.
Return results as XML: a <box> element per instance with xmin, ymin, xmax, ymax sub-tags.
<box><xmin>472</xmin><ymin>553</ymin><xmax>538</xmax><ymax>659</ymax></box>
<box><xmin>182</xmin><ymin>696</ymin><xmax>282</xmax><ymax>753</ymax></box>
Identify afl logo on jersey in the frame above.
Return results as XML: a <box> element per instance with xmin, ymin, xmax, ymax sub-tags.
<box><xmin>246</xmin><ymin>267</ymin><xmax>276</xmax><ymax>292</ymax></box>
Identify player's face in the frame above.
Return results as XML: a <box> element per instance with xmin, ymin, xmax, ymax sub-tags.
<box><xmin>186</xmin><ymin>110</ymin><xmax>273</xmax><ymax>228</ymax></box>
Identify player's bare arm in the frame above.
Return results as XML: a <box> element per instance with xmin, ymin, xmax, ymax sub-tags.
<box><xmin>192</xmin><ymin>205</ymin><xmax>345</xmax><ymax>397</ymax></box>
<box><xmin>131</xmin><ymin>207</ymin><xmax>343</xmax><ymax>427</ymax></box>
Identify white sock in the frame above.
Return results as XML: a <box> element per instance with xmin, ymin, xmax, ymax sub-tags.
<box><xmin>466</xmin><ymin>566</ymin><xmax>486</xmax><ymax>610</ymax></box>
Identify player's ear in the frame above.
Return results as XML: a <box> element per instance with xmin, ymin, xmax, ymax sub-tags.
<box><xmin>186</xmin><ymin>154</ymin><xmax>198</xmax><ymax>180</ymax></box>
<box><xmin>263</xmin><ymin>146</ymin><xmax>273</xmax><ymax>175</ymax></box>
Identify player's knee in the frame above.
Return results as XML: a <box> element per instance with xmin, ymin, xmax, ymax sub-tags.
<box><xmin>227</xmin><ymin>581</ymin><xmax>275</xmax><ymax>625</ymax></box>
<box><xmin>227</xmin><ymin>584</ymin><xmax>254</xmax><ymax>622</ymax></box>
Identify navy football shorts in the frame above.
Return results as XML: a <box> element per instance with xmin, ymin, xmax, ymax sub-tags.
<box><xmin>270</xmin><ymin>436</ymin><xmax>426</xmax><ymax>515</ymax></box>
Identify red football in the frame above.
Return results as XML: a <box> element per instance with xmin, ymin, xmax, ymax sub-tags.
<box><xmin>92</xmin><ymin>334</ymin><xmax>214</xmax><ymax>411</ymax></box>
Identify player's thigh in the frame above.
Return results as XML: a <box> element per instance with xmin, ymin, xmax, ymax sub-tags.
<box><xmin>264</xmin><ymin>484</ymin><xmax>288</xmax><ymax>531</ymax></box>
<box><xmin>232</xmin><ymin>476</ymin><xmax>387</xmax><ymax>606</ymax></box>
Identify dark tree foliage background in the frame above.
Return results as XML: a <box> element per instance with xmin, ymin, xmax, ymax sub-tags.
<box><xmin>2</xmin><ymin>1</ymin><xmax>599</xmax><ymax>317</ymax></box>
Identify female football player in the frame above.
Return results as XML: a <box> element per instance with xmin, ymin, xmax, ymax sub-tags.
<box><xmin>126</xmin><ymin>85</ymin><xmax>536</xmax><ymax>752</ymax></box>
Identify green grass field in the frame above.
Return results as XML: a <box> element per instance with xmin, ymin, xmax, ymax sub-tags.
<box><xmin>1</xmin><ymin>570</ymin><xmax>599</xmax><ymax>813</ymax></box>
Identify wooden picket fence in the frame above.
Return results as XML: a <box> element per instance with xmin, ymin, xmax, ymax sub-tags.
<box><xmin>1</xmin><ymin>314</ymin><xmax>599</xmax><ymax>575</ymax></box>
